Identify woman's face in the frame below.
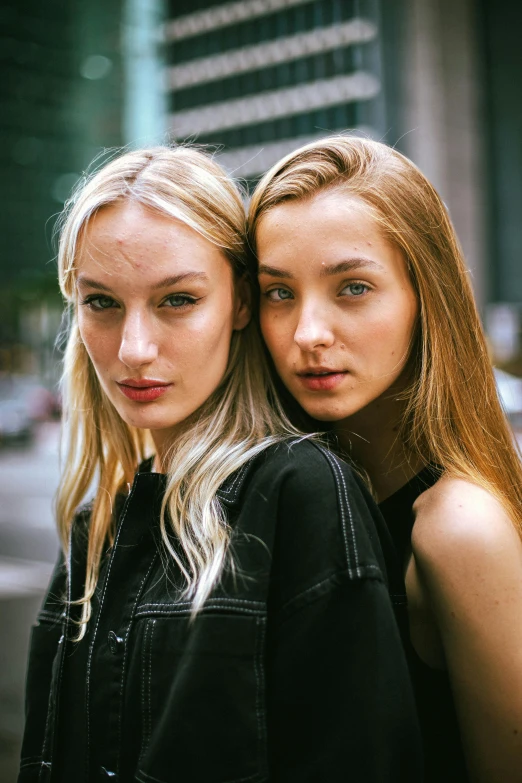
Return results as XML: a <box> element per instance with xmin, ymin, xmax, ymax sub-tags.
<box><xmin>256</xmin><ymin>189</ymin><xmax>418</xmax><ymax>423</ymax></box>
<box><xmin>76</xmin><ymin>201</ymin><xmax>249</xmax><ymax>447</ymax></box>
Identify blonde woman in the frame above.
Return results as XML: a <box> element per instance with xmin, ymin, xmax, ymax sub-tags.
<box><xmin>18</xmin><ymin>146</ymin><xmax>422</xmax><ymax>783</ymax></box>
<box><xmin>248</xmin><ymin>135</ymin><xmax>522</xmax><ymax>783</ymax></box>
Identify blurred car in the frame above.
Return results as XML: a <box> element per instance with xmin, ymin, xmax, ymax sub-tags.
<box><xmin>495</xmin><ymin>367</ymin><xmax>522</xmax><ymax>427</ymax></box>
<box><xmin>0</xmin><ymin>398</ymin><xmax>34</xmax><ymax>444</ymax></box>
<box><xmin>0</xmin><ymin>375</ymin><xmax>61</xmax><ymax>446</ymax></box>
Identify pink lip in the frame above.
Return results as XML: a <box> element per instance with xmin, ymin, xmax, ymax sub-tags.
<box><xmin>297</xmin><ymin>370</ymin><xmax>347</xmax><ymax>392</ymax></box>
<box><xmin>117</xmin><ymin>379</ymin><xmax>172</xmax><ymax>402</ymax></box>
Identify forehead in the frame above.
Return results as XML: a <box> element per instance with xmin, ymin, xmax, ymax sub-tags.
<box><xmin>258</xmin><ymin>191</ymin><xmax>382</xmax><ymax>242</ymax></box>
<box><xmin>77</xmin><ymin>200</ymin><xmax>228</xmax><ymax>278</ymax></box>
<box><xmin>256</xmin><ymin>190</ymin><xmax>390</xmax><ymax>258</ymax></box>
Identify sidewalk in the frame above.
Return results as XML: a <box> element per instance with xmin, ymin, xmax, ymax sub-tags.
<box><xmin>0</xmin><ymin>422</ymin><xmax>61</xmax><ymax>782</ymax></box>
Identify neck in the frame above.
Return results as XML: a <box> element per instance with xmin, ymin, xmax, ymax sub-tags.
<box><xmin>151</xmin><ymin>454</ymin><xmax>163</xmax><ymax>473</ymax></box>
<box><xmin>333</xmin><ymin>389</ymin><xmax>425</xmax><ymax>502</ymax></box>
<box><xmin>150</xmin><ymin>427</ymin><xmax>181</xmax><ymax>473</ymax></box>
<box><xmin>149</xmin><ymin>409</ymin><xmax>200</xmax><ymax>473</ymax></box>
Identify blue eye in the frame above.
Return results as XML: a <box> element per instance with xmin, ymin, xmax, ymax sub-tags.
<box><xmin>342</xmin><ymin>283</ymin><xmax>369</xmax><ymax>297</ymax></box>
<box><xmin>266</xmin><ymin>288</ymin><xmax>293</xmax><ymax>302</ymax></box>
<box><xmin>82</xmin><ymin>295</ymin><xmax>116</xmax><ymax>310</ymax></box>
<box><xmin>163</xmin><ymin>294</ymin><xmax>197</xmax><ymax>308</ymax></box>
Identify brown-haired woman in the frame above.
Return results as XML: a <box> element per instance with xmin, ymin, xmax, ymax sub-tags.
<box><xmin>248</xmin><ymin>135</ymin><xmax>522</xmax><ymax>783</ymax></box>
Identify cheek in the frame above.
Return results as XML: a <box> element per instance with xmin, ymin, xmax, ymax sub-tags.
<box><xmin>78</xmin><ymin>316</ymin><xmax>118</xmax><ymax>371</ymax></box>
<box><xmin>362</xmin><ymin>296</ymin><xmax>417</xmax><ymax>368</ymax></box>
<box><xmin>259</xmin><ymin>317</ymin><xmax>285</xmax><ymax>374</ymax></box>
<box><xmin>389</xmin><ymin>291</ymin><xmax>418</xmax><ymax>354</ymax></box>
<box><xmin>259</xmin><ymin>309</ymin><xmax>288</xmax><ymax>358</ymax></box>
<box><xmin>173</xmin><ymin>300</ymin><xmax>236</xmax><ymax>369</ymax></box>
<box><xmin>259</xmin><ymin>309</ymin><xmax>273</xmax><ymax>348</ymax></box>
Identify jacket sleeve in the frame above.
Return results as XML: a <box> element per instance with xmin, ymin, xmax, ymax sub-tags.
<box><xmin>266</xmin><ymin>575</ymin><xmax>423</xmax><ymax>782</ymax></box>
<box><xmin>264</xmin><ymin>442</ymin><xmax>423</xmax><ymax>782</ymax></box>
<box><xmin>19</xmin><ymin>551</ymin><xmax>67</xmax><ymax>772</ymax></box>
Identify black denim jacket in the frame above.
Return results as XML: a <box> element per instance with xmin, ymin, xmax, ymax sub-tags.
<box><xmin>18</xmin><ymin>440</ymin><xmax>423</xmax><ymax>783</ymax></box>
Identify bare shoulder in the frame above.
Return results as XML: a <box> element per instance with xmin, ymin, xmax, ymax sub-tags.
<box><xmin>408</xmin><ymin>476</ymin><xmax>522</xmax><ymax>781</ymax></box>
<box><xmin>409</xmin><ymin>474</ymin><xmax>522</xmax><ymax>645</ymax></box>
<box><xmin>411</xmin><ymin>475</ymin><xmax>522</xmax><ymax>576</ymax></box>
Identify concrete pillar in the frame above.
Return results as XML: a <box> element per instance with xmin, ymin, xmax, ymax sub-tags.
<box><xmin>401</xmin><ymin>0</ymin><xmax>487</xmax><ymax>308</ymax></box>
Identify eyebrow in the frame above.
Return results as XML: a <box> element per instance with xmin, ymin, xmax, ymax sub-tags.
<box><xmin>76</xmin><ymin>271</ymin><xmax>210</xmax><ymax>292</ymax></box>
<box><xmin>257</xmin><ymin>258</ymin><xmax>383</xmax><ymax>279</ymax></box>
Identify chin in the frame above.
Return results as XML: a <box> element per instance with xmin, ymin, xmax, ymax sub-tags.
<box><xmin>309</xmin><ymin>412</ymin><xmax>346</xmax><ymax>423</ymax></box>
<box><xmin>115</xmin><ymin>406</ymin><xmax>173</xmax><ymax>432</ymax></box>
<box><xmin>295</xmin><ymin>396</ymin><xmax>366</xmax><ymax>423</ymax></box>
<box><xmin>295</xmin><ymin>403</ymin><xmax>347</xmax><ymax>423</ymax></box>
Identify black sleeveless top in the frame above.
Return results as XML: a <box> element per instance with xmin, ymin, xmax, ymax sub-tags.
<box><xmin>379</xmin><ymin>468</ymin><xmax>470</xmax><ymax>783</ymax></box>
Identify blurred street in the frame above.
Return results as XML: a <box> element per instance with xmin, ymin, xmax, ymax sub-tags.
<box><xmin>0</xmin><ymin>423</ymin><xmax>60</xmax><ymax>782</ymax></box>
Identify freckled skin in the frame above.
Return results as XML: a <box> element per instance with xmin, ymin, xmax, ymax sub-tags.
<box><xmin>76</xmin><ymin>201</ymin><xmax>249</xmax><ymax>457</ymax></box>
<box><xmin>256</xmin><ymin>191</ymin><xmax>418</xmax><ymax>426</ymax></box>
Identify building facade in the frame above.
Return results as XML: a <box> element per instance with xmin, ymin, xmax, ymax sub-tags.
<box><xmin>163</xmin><ymin>0</ymin><xmax>384</xmax><ymax>180</ymax></box>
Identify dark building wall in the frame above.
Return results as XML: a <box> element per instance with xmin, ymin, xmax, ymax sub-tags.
<box><xmin>379</xmin><ymin>0</ymin><xmax>408</xmax><ymax>150</ymax></box>
<box><xmin>0</xmin><ymin>0</ymin><xmax>124</xmax><ymax>339</ymax></box>
<box><xmin>480</xmin><ymin>0</ymin><xmax>522</xmax><ymax>304</ymax></box>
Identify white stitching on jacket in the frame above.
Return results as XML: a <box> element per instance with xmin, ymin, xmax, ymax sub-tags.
<box><xmin>135</xmin><ymin>604</ymin><xmax>264</xmax><ymax>617</ymax></box>
<box><xmin>118</xmin><ymin>554</ymin><xmax>157</xmax><ymax>773</ymax></box>
<box><xmin>137</xmin><ymin>597</ymin><xmax>264</xmax><ymax>609</ymax></box>
<box><xmin>217</xmin><ymin>461</ymin><xmax>250</xmax><ymax>500</ymax></box>
<box><xmin>85</xmin><ymin>477</ymin><xmax>138</xmax><ymax>777</ymax></box>
<box><xmin>312</xmin><ymin>445</ymin><xmax>359</xmax><ymax>572</ymax></box>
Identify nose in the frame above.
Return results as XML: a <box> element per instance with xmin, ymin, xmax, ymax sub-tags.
<box><xmin>294</xmin><ymin>303</ymin><xmax>335</xmax><ymax>351</ymax></box>
<box><xmin>118</xmin><ymin>310</ymin><xmax>158</xmax><ymax>369</ymax></box>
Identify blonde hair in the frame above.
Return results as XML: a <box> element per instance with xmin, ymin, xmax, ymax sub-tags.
<box><xmin>248</xmin><ymin>135</ymin><xmax>522</xmax><ymax>537</ymax></box>
<box><xmin>57</xmin><ymin>146</ymin><xmax>296</xmax><ymax>635</ymax></box>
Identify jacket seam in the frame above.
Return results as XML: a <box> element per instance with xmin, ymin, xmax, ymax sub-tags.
<box><xmin>139</xmin><ymin>617</ymin><xmax>156</xmax><ymax>761</ymax></box>
<box><xmin>137</xmin><ymin>597</ymin><xmax>264</xmax><ymax>609</ymax></box>
<box><xmin>216</xmin><ymin>437</ymin><xmax>311</xmax><ymax>505</ymax></box>
<box><xmin>19</xmin><ymin>759</ymin><xmax>50</xmax><ymax>771</ymax></box>
<box><xmin>254</xmin><ymin>617</ymin><xmax>267</xmax><ymax>773</ymax></box>
<box><xmin>38</xmin><ymin>635</ymin><xmax>63</xmax><ymax>781</ymax></box>
<box><xmin>139</xmin><ymin>620</ymin><xmax>150</xmax><ymax>758</ymax></box>
<box><xmin>85</xmin><ymin>477</ymin><xmax>138</xmax><ymax>780</ymax></box>
<box><xmin>217</xmin><ymin>461</ymin><xmax>250</xmax><ymax>500</ymax></box>
<box><xmin>117</xmin><ymin>554</ymin><xmax>158</xmax><ymax>774</ymax></box>
<box><xmin>310</xmin><ymin>443</ymin><xmax>360</xmax><ymax>574</ymax></box>
<box><xmin>135</xmin><ymin>603</ymin><xmax>265</xmax><ymax>618</ymax></box>
<box><xmin>276</xmin><ymin>564</ymin><xmax>384</xmax><ymax>620</ymax></box>
<box><xmin>38</xmin><ymin>541</ymin><xmax>71</xmax><ymax>779</ymax></box>
<box><xmin>147</xmin><ymin>621</ymin><xmax>155</xmax><ymax>751</ymax></box>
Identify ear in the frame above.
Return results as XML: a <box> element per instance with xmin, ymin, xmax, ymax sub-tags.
<box><xmin>233</xmin><ymin>274</ymin><xmax>252</xmax><ymax>331</ymax></box>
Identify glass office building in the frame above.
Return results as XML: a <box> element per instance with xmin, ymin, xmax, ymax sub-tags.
<box><xmin>164</xmin><ymin>0</ymin><xmax>384</xmax><ymax>179</ymax></box>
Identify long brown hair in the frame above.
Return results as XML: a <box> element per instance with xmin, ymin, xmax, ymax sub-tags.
<box><xmin>248</xmin><ymin>135</ymin><xmax>522</xmax><ymax>537</ymax></box>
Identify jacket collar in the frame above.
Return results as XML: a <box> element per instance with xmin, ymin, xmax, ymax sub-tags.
<box><xmin>139</xmin><ymin>456</ymin><xmax>253</xmax><ymax>509</ymax></box>
<box><xmin>216</xmin><ymin>461</ymin><xmax>253</xmax><ymax>507</ymax></box>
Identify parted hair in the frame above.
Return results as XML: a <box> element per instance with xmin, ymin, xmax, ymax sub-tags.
<box><xmin>57</xmin><ymin>146</ymin><xmax>297</xmax><ymax>635</ymax></box>
<box><xmin>248</xmin><ymin>135</ymin><xmax>522</xmax><ymax>537</ymax></box>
